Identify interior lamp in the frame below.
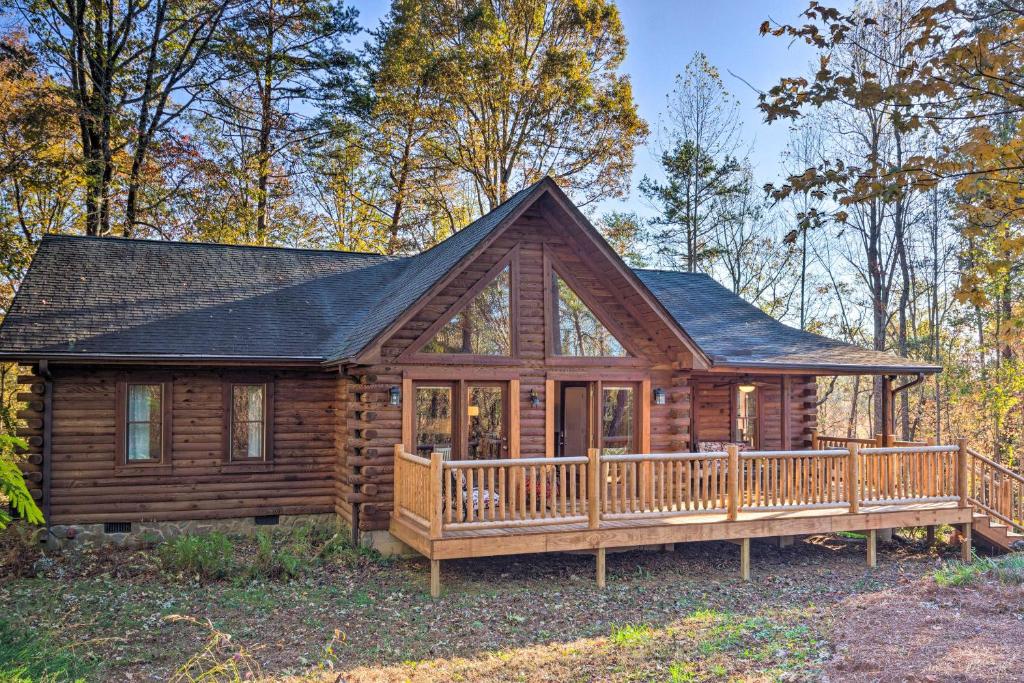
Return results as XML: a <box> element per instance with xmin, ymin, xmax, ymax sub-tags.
<box><xmin>738</xmin><ymin>383</ymin><xmax>756</xmax><ymax>394</ymax></box>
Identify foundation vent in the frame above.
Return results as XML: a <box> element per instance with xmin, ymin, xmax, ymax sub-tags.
<box><xmin>103</xmin><ymin>522</ymin><xmax>132</xmax><ymax>534</ymax></box>
<box><xmin>254</xmin><ymin>515</ymin><xmax>280</xmax><ymax>526</ymax></box>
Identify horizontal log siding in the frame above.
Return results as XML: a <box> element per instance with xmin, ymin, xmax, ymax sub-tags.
<box><xmin>47</xmin><ymin>366</ymin><xmax>337</xmax><ymax>524</ymax></box>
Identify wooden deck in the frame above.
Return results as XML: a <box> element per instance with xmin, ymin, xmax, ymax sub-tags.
<box><xmin>390</xmin><ymin>444</ymin><xmax>976</xmax><ymax>595</ymax></box>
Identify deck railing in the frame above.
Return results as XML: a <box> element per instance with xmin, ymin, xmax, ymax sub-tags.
<box><xmin>858</xmin><ymin>445</ymin><xmax>960</xmax><ymax>505</ymax></box>
<box><xmin>811</xmin><ymin>430</ymin><xmax>927</xmax><ymax>449</ymax></box>
<box><xmin>600</xmin><ymin>452</ymin><xmax>728</xmax><ymax>518</ymax></box>
<box><xmin>393</xmin><ymin>442</ymin><xmax>970</xmax><ymax>538</ymax></box>
<box><xmin>967</xmin><ymin>447</ymin><xmax>1024</xmax><ymax>533</ymax></box>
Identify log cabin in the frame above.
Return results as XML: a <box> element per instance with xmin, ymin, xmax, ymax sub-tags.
<box><xmin>2</xmin><ymin>177</ymin><xmax>1004</xmax><ymax>593</ymax></box>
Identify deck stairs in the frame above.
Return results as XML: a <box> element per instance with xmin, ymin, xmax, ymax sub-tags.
<box><xmin>965</xmin><ymin>447</ymin><xmax>1024</xmax><ymax>553</ymax></box>
<box><xmin>972</xmin><ymin>511</ymin><xmax>1024</xmax><ymax>552</ymax></box>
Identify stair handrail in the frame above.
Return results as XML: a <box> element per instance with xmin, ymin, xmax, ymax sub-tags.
<box><xmin>966</xmin><ymin>446</ymin><xmax>1024</xmax><ymax>535</ymax></box>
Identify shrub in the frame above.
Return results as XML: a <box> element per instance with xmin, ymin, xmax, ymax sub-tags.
<box><xmin>247</xmin><ymin>530</ymin><xmax>306</xmax><ymax>580</ymax></box>
<box><xmin>157</xmin><ymin>533</ymin><xmax>235</xmax><ymax>580</ymax></box>
<box><xmin>934</xmin><ymin>553</ymin><xmax>1024</xmax><ymax>587</ymax></box>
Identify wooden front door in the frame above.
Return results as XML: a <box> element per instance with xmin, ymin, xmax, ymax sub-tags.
<box><xmin>560</xmin><ymin>383</ymin><xmax>591</xmax><ymax>457</ymax></box>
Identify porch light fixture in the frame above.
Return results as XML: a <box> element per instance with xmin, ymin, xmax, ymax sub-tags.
<box><xmin>529</xmin><ymin>389</ymin><xmax>541</xmax><ymax>407</ymax></box>
<box><xmin>388</xmin><ymin>385</ymin><xmax>401</xmax><ymax>407</ymax></box>
<box><xmin>738</xmin><ymin>383</ymin><xmax>756</xmax><ymax>394</ymax></box>
<box><xmin>653</xmin><ymin>387</ymin><xmax>667</xmax><ymax>405</ymax></box>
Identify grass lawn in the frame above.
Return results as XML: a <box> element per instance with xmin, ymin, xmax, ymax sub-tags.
<box><xmin>1</xmin><ymin>527</ymin><xmax>1019</xmax><ymax>682</ymax></box>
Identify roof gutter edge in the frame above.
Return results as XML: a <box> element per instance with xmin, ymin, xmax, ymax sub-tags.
<box><xmin>708</xmin><ymin>360</ymin><xmax>944</xmax><ymax>374</ymax></box>
<box><xmin>0</xmin><ymin>351</ymin><xmax>326</xmax><ymax>365</ymax></box>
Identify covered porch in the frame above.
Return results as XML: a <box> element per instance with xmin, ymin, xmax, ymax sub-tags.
<box><xmin>391</xmin><ymin>440</ymin><xmax>975</xmax><ymax>597</ymax></box>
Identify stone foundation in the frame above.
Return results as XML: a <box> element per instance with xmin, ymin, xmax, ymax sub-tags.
<box><xmin>359</xmin><ymin>529</ymin><xmax>417</xmax><ymax>557</ymax></box>
<box><xmin>44</xmin><ymin>513</ymin><xmax>338</xmax><ymax>550</ymax></box>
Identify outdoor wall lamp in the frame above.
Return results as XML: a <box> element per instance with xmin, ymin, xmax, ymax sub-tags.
<box><xmin>389</xmin><ymin>385</ymin><xmax>401</xmax><ymax>407</ymax></box>
<box><xmin>529</xmin><ymin>389</ymin><xmax>541</xmax><ymax>407</ymax></box>
<box><xmin>653</xmin><ymin>387</ymin><xmax>667</xmax><ymax>405</ymax></box>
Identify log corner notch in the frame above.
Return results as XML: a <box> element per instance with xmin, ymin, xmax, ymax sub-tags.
<box><xmin>14</xmin><ymin>361</ymin><xmax>51</xmax><ymax>521</ymax></box>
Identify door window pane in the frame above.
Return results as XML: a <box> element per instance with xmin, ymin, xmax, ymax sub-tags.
<box><xmin>467</xmin><ymin>386</ymin><xmax>504</xmax><ymax>459</ymax></box>
<box><xmin>601</xmin><ymin>386</ymin><xmax>635</xmax><ymax>455</ymax></box>
<box><xmin>415</xmin><ymin>386</ymin><xmax>453</xmax><ymax>456</ymax></box>
<box><xmin>232</xmin><ymin>384</ymin><xmax>266</xmax><ymax>460</ymax></box>
<box><xmin>736</xmin><ymin>387</ymin><xmax>758</xmax><ymax>447</ymax></box>
<box><xmin>127</xmin><ymin>384</ymin><xmax>162</xmax><ymax>461</ymax></box>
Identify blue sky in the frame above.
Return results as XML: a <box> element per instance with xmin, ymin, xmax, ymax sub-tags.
<box><xmin>353</xmin><ymin>0</ymin><xmax>825</xmax><ymax>216</ymax></box>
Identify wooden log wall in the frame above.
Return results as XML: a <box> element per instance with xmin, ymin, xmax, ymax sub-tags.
<box><xmin>14</xmin><ymin>364</ymin><xmax>47</xmax><ymax>510</ymax></box>
<box><xmin>691</xmin><ymin>375</ymin><xmax>816</xmax><ymax>449</ymax></box>
<box><xmin>43</xmin><ymin>366</ymin><xmax>337</xmax><ymax>524</ymax></box>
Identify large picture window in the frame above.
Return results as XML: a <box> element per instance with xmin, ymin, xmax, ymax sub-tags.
<box><xmin>551</xmin><ymin>271</ymin><xmax>627</xmax><ymax>357</ymax></box>
<box><xmin>422</xmin><ymin>266</ymin><xmax>511</xmax><ymax>355</ymax></box>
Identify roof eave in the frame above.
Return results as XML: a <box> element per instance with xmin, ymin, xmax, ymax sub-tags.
<box><xmin>706</xmin><ymin>360</ymin><xmax>943</xmax><ymax>375</ymax></box>
<box><xmin>0</xmin><ymin>351</ymin><xmax>327</xmax><ymax>367</ymax></box>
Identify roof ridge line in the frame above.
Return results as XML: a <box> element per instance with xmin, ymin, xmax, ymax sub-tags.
<box><xmin>41</xmin><ymin>233</ymin><xmax>404</xmax><ymax>259</ymax></box>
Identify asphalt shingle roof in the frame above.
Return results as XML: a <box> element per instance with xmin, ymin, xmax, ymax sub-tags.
<box><xmin>634</xmin><ymin>269</ymin><xmax>941</xmax><ymax>373</ymax></box>
<box><xmin>0</xmin><ymin>180</ymin><xmax>940</xmax><ymax>374</ymax></box>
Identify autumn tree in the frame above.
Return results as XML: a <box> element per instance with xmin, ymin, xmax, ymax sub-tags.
<box><xmin>4</xmin><ymin>0</ymin><xmax>236</xmax><ymax>236</ymax></box>
<box><xmin>374</xmin><ymin>0</ymin><xmax>646</xmax><ymax>211</ymax></box>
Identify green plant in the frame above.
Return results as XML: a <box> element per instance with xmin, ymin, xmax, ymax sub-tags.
<box><xmin>0</xmin><ymin>434</ymin><xmax>43</xmax><ymax>529</ymax></box>
<box><xmin>935</xmin><ymin>553</ymin><xmax>1024</xmax><ymax>587</ymax></box>
<box><xmin>609</xmin><ymin>623</ymin><xmax>653</xmax><ymax>647</ymax></box>
<box><xmin>0</xmin><ymin>618</ymin><xmax>98</xmax><ymax>682</ymax></box>
<box><xmin>158</xmin><ymin>533</ymin><xmax>235</xmax><ymax>580</ymax></box>
<box><xmin>247</xmin><ymin>530</ymin><xmax>305</xmax><ymax>580</ymax></box>
<box><xmin>668</xmin><ymin>661</ymin><xmax>698</xmax><ymax>682</ymax></box>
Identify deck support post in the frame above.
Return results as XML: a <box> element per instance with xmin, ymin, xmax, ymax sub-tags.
<box><xmin>960</xmin><ymin>522</ymin><xmax>972</xmax><ymax>563</ymax></box>
<box><xmin>596</xmin><ymin>547</ymin><xmax>606</xmax><ymax>589</ymax></box>
<box><xmin>925</xmin><ymin>525</ymin><xmax>935</xmax><ymax>546</ymax></box>
<box><xmin>429</xmin><ymin>451</ymin><xmax>443</xmax><ymax>540</ymax></box>
<box><xmin>588</xmin><ymin>448</ymin><xmax>601</xmax><ymax>529</ymax></box>
<box><xmin>847</xmin><ymin>444</ymin><xmax>860</xmax><ymax>514</ymax></box>
<box><xmin>957</xmin><ymin>438</ymin><xmax>969</xmax><ymax>507</ymax></box>
<box><xmin>430</xmin><ymin>560</ymin><xmax>441</xmax><ymax>598</ymax></box>
<box><xmin>739</xmin><ymin>538</ymin><xmax>750</xmax><ymax>581</ymax></box>
<box><xmin>866</xmin><ymin>529</ymin><xmax>877</xmax><ymax>567</ymax></box>
<box><xmin>776</xmin><ymin>535</ymin><xmax>794</xmax><ymax>549</ymax></box>
<box><xmin>726</xmin><ymin>445</ymin><xmax>739</xmax><ymax>521</ymax></box>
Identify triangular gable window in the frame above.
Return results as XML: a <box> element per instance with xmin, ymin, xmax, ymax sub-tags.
<box><xmin>422</xmin><ymin>266</ymin><xmax>512</xmax><ymax>355</ymax></box>
<box><xmin>551</xmin><ymin>271</ymin><xmax>628</xmax><ymax>357</ymax></box>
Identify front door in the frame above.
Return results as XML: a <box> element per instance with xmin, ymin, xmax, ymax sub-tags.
<box><xmin>560</xmin><ymin>383</ymin><xmax>591</xmax><ymax>456</ymax></box>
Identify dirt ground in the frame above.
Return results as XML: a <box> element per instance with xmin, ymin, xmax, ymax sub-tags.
<box><xmin>826</xmin><ymin>579</ymin><xmax>1024</xmax><ymax>683</ymax></box>
<box><xmin>2</xmin><ymin>530</ymin><xmax>1021</xmax><ymax>682</ymax></box>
